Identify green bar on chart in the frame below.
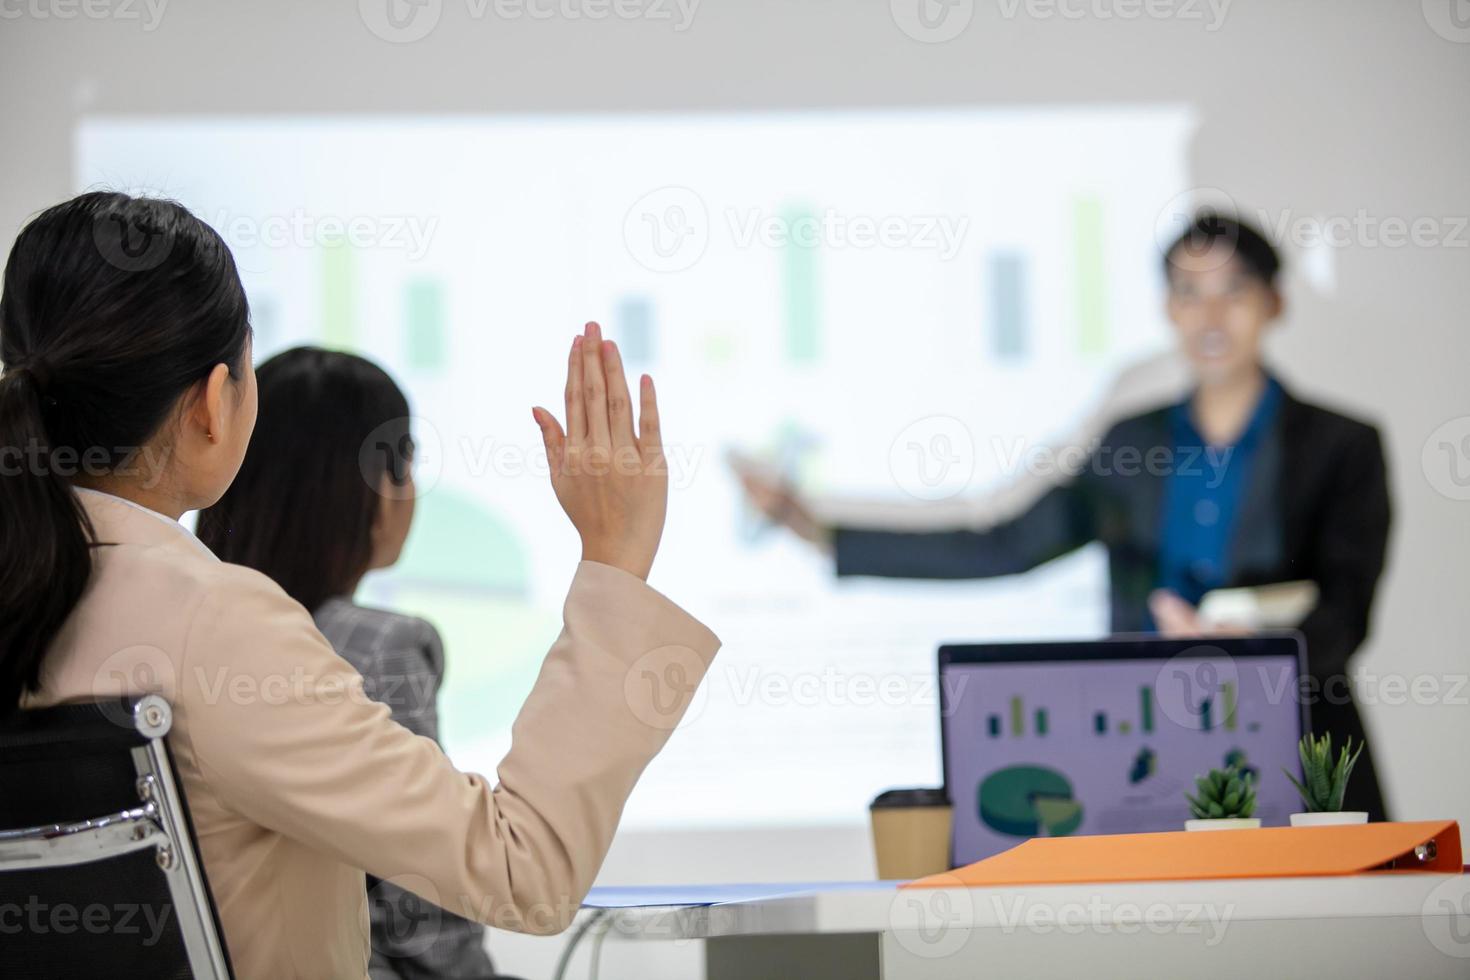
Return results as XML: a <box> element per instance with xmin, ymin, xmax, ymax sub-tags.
<box><xmin>1010</xmin><ymin>696</ymin><xmax>1024</xmax><ymax>737</ymax></box>
<box><xmin>1073</xmin><ymin>196</ymin><xmax>1107</xmax><ymax>356</ymax></box>
<box><xmin>321</xmin><ymin>241</ymin><xmax>355</xmax><ymax>351</ymax></box>
<box><xmin>782</xmin><ymin>205</ymin><xmax>820</xmax><ymax>365</ymax></box>
<box><xmin>404</xmin><ymin>279</ymin><xmax>447</xmax><ymax>372</ymax></box>
<box><xmin>1222</xmin><ymin>682</ymin><xmax>1238</xmax><ymax>732</ymax></box>
<box><xmin>1140</xmin><ymin>685</ymin><xmax>1154</xmax><ymax>733</ymax></box>
<box><xmin>1034</xmin><ymin>708</ymin><xmax>1048</xmax><ymax>736</ymax></box>
<box><xmin>1200</xmin><ymin>697</ymin><xmax>1214</xmax><ymax>732</ymax></box>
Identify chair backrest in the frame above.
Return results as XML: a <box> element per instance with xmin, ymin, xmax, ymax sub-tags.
<box><xmin>0</xmin><ymin>696</ymin><xmax>234</xmax><ymax>979</ymax></box>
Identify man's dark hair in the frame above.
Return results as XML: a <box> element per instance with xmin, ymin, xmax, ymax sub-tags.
<box><xmin>1163</xmin><ymin>210</ymin><xmax>1282</xmax><ymax>288</ymax></box>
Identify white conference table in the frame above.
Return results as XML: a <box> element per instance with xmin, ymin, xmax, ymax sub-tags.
<box><xmin>586</xmin><ymin>873</ymin><xmax>1470</xmax><ymax>979</ymax></box>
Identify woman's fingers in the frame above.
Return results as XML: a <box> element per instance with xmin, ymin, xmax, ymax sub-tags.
<box><xmin>565</xmin><ymin>335</ymin><xmax>587</xmax><ymax>443</ymax></box>
<box><xmin>532</xmin><ymin>406</ymin><xmax>566</xmax><ymax>471</ymax></box>
<box><xmin>638</xmin><ymin>373</ymin><xmax>662</xmax><ymax>461</ymax></box>
<box><xmin>601</xmin><ymin>339</ymin><xmax>637</xmax><ymax>449</ymax></box>
<box><xmin>581</xmin><ymin>322</ymin><xmax>612</xmax><ymax>448</ymax></box>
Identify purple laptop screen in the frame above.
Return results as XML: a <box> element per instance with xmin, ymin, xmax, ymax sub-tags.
<box><xmin>941</xmin><ymin>649</ymin><xmax>1303</xmax><ymax>866</ymax></box>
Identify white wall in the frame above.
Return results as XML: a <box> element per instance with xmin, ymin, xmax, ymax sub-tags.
<box><xmin>3</xmin><ymin>2</ymin><xmax>1468</xmax><ymax>977</ymax></box>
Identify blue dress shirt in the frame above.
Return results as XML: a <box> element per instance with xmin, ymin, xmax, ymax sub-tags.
<box><xmin>1155</xmin><ymin>376</ymin><xmax>1284</xmax><ymax>608</ymax></box>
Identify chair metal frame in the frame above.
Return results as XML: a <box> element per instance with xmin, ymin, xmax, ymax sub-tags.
<box><xmin>0</xmin><ymin>694</ymin><xmax>233</xmax><ymax>979</ymax></box>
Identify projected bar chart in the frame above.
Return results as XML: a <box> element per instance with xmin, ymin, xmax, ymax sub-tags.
<box><xmin>986</xmin><ymin>696</ymin><xmax>1050</xmax><ymax>738</ymax></box>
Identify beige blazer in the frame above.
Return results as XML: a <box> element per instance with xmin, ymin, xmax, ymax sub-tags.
<box><xmin>24</xmin><ymin>489</ymin><xmax>720</xmax><ymax>979</ymax></box>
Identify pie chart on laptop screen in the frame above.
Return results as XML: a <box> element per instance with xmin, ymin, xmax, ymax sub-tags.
<box><xmin>978</xmin><ymin>764</ymin><xmax>1085</xmax><ymax>838</ymax></box>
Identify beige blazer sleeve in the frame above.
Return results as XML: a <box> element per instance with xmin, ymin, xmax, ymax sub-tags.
<box><xmin>178</xmin><ymin>559</ymin><xmax>719</xmax><ymax>933</ymax></box>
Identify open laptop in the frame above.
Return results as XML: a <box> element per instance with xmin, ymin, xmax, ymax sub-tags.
<box><xmin>939</xmin><ymin>635</ymin><xmax>1308</xmax><ymax>867</ymax></box>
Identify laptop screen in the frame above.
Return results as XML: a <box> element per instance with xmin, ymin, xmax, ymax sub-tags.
<box><xmin>940</xmin><ymin>636</ymin><xmax>1307</xmax><ymax>867</ymax></box>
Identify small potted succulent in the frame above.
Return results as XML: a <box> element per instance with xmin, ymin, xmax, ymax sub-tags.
<box><xmin>1285</xmin><ymin>733</ymin><xmax>1368</xmax><ymax>826</ymax></box>
<box><xmin>1185</xmin><ymin>765</ymin><xmax>1260</xmax><ymax>831</ymax></box>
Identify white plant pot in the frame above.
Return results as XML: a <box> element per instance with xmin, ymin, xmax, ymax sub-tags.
<box><xmin>1185</xmin><ymin>818</ymin><xmax>1262</xmax><ymax>831</ymax></box>
<box><xmin>1290</xmin><ymin>811</ymin><xmax>1369</xmax><ymax>827</ymax></box>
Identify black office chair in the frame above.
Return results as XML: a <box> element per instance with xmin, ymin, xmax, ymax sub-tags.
<box><xmin>0</xmin><ymin>695</ymin><xmax>234</xmax><ymax>979</ymax></box>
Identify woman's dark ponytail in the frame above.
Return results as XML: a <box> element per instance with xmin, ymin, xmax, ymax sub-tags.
<box><xmin>0</xmin><ymin>365</ymin><xmax>93</xmax><ymax>710</ymax></box>
<box><xmin>0</xmin><ymin>192</ymin><xmax>250</xmax><ymax>713</ymax></box>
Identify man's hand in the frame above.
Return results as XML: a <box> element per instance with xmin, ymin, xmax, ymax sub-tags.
<box><xmin>1149</xmin><ymin>589</ymin><xmax>1250</xmax><ymax>638</ymax></box>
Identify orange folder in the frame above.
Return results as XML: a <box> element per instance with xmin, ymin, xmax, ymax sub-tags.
<box><xmin>904</xmin><ymin>820</ymin><xmax>1462</xmax><ymax>889</ymax></box>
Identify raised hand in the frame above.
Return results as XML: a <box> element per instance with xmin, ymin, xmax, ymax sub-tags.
<box><xmin>532</xmin><ymin>322</ymin><xmax>667</xmax><ymax>581</ymax></box>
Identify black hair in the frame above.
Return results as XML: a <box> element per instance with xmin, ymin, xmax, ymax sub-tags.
<box><xmin>197</xmin><ymin>346</ymin><xmax>412</xmax><ymax>613</ymax></box>
<box><xmin>0</xmin><ymin>191</ymin><xmax>251</xmax><ymax>713</ymax></box>
<box><xmin>1162</xmin><ymin>210</ymin><xmax>1282</xmax><ymax>288</ymax></box>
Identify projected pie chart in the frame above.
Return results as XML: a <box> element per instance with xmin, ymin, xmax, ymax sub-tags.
<box><xmin>978</xmin><ymin>765</ymin><xmax>1085</xmax><ymax>837</ymax></box>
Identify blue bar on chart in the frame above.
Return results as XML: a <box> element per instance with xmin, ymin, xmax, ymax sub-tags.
<box><xmin>1199</xmin><ymin>697</ymin><xmax>1214</xmax><ymax>732</ymax></box>
<box><xmin>1034</xmin><ymin>708</ymin><xmax>1048</xmax><ymax>736</ymax></box>
<box><xmin>615</xmin><ymin>295</ymin><xmax>656</xmax><ymax>363</ymax></box>
<box><xmin>987</xmin><ymin>714</ymin><xmax>1002</xmax><ymax>738</ymax></box>
<box><xmin>404</xmin><ymin>279</ymin><xmax>447</xmax><ymax>372</ymax></box>
<box><xmin>989</xmin><ymin>251</ymin><xmax>1028</xmax><ymax>360</ymax></box>
<box><xmin>1094</xmin><ymin>711</ymin><xmax>1107</xmax><ymax>734</ymax></box>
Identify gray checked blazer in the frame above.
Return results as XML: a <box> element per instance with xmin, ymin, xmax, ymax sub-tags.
<box><xmin>313</xmin><ymin>598</ymin><xmax>498</xmax><ymax>980</ymax></box>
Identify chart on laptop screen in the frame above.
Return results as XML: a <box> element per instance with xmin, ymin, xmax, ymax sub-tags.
<box><xmin>943</xmin><ymin>644</ymin><xmax>1304</xmax><ymax>865</ymax></box>
<box><xmin>78</xmin><ymin>108</ymin><xmax>1194</xmax><ymax>827</ymax></box>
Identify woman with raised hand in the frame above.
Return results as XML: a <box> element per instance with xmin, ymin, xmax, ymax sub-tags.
<box><xmin>0</xmin><ymin>192</ymin><xmax>719</xmax><ymax>980</ymax></box>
